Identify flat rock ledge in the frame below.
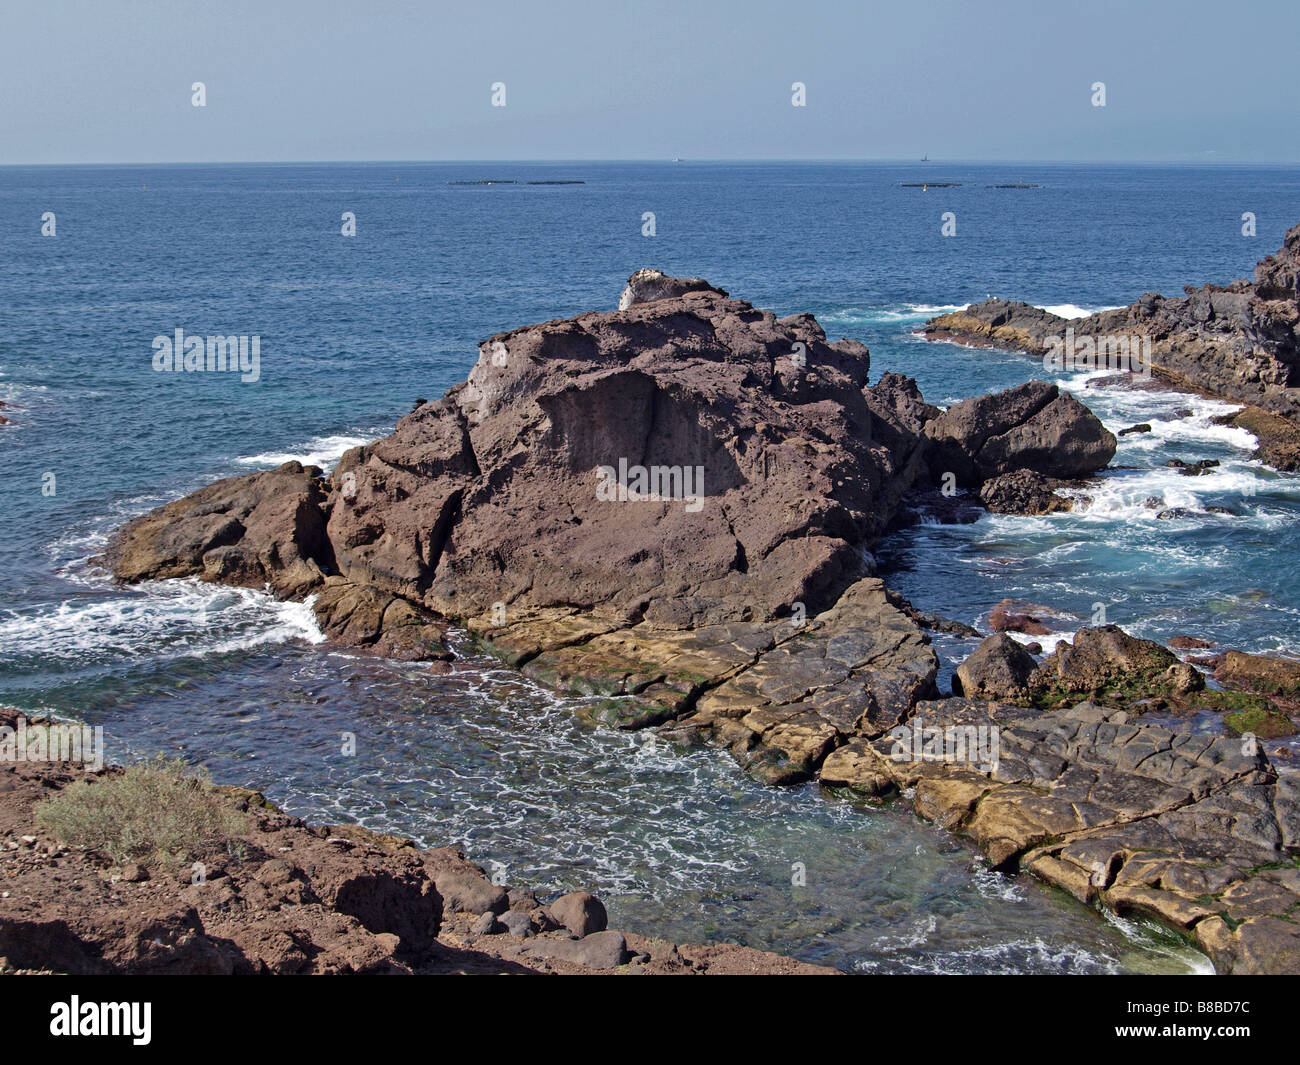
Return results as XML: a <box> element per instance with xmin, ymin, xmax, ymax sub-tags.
<box><xmin>819</xmin><ymin>696</ymin><xmax>1300</xmax><ymax>976</ymax></box>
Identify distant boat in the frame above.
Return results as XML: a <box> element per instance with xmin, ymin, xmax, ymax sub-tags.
<box><xmin>672</xmin><ymin>156</ymin><xmax>681</xmax><ymax>163</ymax></box>
<box><xmin>921</xmin><ymin>154</ymin><xmax>929</xmax><ymax>163</ymax></box>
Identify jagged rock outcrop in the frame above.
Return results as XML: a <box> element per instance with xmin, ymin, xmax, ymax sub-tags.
<box><xmin>107</xmin><ymin>275</ymin><xmax>1117</xmax><ymax>635</ymax></box>
<box><xmin>922</xmin><ymin>219</ymin><xmax>1300</xmax><ymax>470</ymax></box>
<box><xmin>331</xmin><ymin>279</ymin><xmax>894</xmax><ymax>629</ymax></box>
<box><xmin>919</xmin><ymin>380</ymin><xmax>1115</xmax><ymax>516</ymax></box>
<box><xmin>104</xmin><ymin>462</ymin><xmax>334</xmax><ymax>599</ymax></box>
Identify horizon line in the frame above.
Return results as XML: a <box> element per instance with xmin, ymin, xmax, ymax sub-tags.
<box><xmin>3</xmin><ymin>157</ymin><xmax>1299</xmax><ymax>169</ymax></box>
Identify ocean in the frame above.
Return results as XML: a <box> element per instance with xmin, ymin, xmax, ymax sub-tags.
<box><xmin>3</xmin><ymin>160</ymin><xmax>1299</xmax><ymax>973</ymax></box>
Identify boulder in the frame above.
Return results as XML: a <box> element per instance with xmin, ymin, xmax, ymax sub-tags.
<box><xmin>433</xmin><ymin>872</ymin><xmax>508</xmax><ymax>917</ymax></box>
<box><xmin>924</xmin><ymin>381</ymin><xmax>1116</xmax><ymax>486</ymax></box>
<box><xmin>546</xmin><ymin>891</ymin><xmax>607</xmax><ymax>937</ymax></box>
<box><xmin>523</xmin><ymin>929</ymin><xmax>628</xmax><ymax>970</ymax></box>
<box><xmin>979</xmin><ymin>469</ymin><xmax>1075</xmax><ymax>515</ymax></box>
<box><xmin>618</xmin><ymin>268</ymin><xmax>728</xmax><ymax>309</ymax></box>
<box><xmin>498</xmin><ymin>910</ymin><xmax>534</xmax><ymax>937</ymax></box>
<box><xmin>953</xmin><ymin>634</ymin><xmax>1038</xmax><ymax>701</ymax></box>
<box><xmin>974</xmin><ymin>392</ymin><xmax>1117</xmax><ymax>480</ymax></box>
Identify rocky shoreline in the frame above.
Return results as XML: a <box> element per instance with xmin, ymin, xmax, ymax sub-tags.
<box><xmin>921</xmin><ymin>221</ymin><xmax>1300</xmax><ymax>471</ymax></box>
<box><xmin>0</xmin><ymin>707</ymin><xmax>832</xmax><ymax>975</ymax></box>
<box><xmin>81</xmin><ymin>257</ymin><xmax>1300</xmax><ymax>974</ymax></box>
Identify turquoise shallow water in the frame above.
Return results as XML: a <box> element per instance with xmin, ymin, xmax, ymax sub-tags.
<box><xmin>3</xmin><ymin>162</ymin><xmax>1299</xmax><ymax>971</ymax></box>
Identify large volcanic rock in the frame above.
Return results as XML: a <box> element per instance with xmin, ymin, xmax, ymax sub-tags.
<box><xmin>923</xmin><ymin>380</ymin><xmax>1116</xmax><ymax>486</ymax></box>
<box><xmin>329</xmin><ymin>279</ymin><xmax>893</xmax><ymax>628</ymax></box>
<box><xmin>922</xmin><ymin>219</ymin><xmax>1300</xmax><ymax>470</ymax></box>
<box><xmin>107</xmin><ymin>274</ymin><xmax>1119</xmax><ymax>631</ymax></box>
<box><xmin>102</xmin><ymin>273</ymin><xmax>1127</xmax><ymax>748</ymax></box>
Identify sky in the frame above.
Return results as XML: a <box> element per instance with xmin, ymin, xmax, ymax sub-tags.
<box><xmin>2</xmin><ymin>0</ymin><xmax>1297</xmax><ymax>165</ymax></box>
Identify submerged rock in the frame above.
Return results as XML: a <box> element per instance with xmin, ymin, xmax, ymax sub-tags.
<box><xmin>979</xmin><ymin>469</ymin><xmax>1077</xmax><ymax>515</ymax></box>
<box><xmin>987</xmin><ymin>598</ymin><xmax>1055</xmax><ymax>636</ymax></box>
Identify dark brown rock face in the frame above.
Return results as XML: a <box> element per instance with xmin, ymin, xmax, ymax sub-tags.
<box><xmin>923</xmin><ymin>381</ymin><xmax>1116</xmax><ymax>486</ymax></box>
<box><xmin>104</xmin><ymin>461</ymin><xmax>334</xmax><ymax>598</ymax></box>
<box><xmin>618</xmin><ymin>268</ymin><xmax>728</xmax><ymax>309</ymax></box>
<box><xmin>922</xmin><ymin>219</ymin><xmax>1300</xmax><ymax>470</ymax></box>
<box><xmin>979</xmin><ymin>469</ymin><xmax>1078</xmax><ymax>515</ymax></box>
<box><xmin>328</xmin><ymin>282</ymin><xmax>894</xmax><ymax>628</ymax></box>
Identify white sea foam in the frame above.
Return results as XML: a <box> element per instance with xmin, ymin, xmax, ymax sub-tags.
<box><xmin>0</xmin><ymin>580</ymin><xmax>324</xmax><ymax>665</ymax></box>
<box><xmin>823</xmin><ymin>303</ymin><xmax>965</xmax><ymax>325</ymax></box>
<box><xmin>1005</xmin><ymin>629</ymin><xmax>1076</xmax><ymax>654</ymax></box>
<box><xmin>235</xmin><ymin>432</ymin><xmax>378</xmax><ymax>471</ymax></box>
<box><xmin>1036</xmin><ymin>303</ymin><xmax>1126</xmax><ymax>320</ymax></box>
<box><xmin>1101</xmin><ymin>912</ymin><xmax>1216</xmax><ymax>975</ymax></box>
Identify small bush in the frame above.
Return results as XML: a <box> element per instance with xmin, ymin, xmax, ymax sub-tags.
<box><xmin>35</xmin><ymin>755</ymin><xmax>247</xmax><ymax>869</ymax></box>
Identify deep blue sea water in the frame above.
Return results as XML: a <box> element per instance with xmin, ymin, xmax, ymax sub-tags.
<box><xmin>3</xmin><ymin>161</ymin><xmax>1300</xmax><ymax>973</ymax></box>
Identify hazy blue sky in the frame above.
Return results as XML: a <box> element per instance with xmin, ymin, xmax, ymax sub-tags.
<box><xmin>3</xmin><ymin>0</ymin><xmax>1297</xmax><ymax>164</ymax></box>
